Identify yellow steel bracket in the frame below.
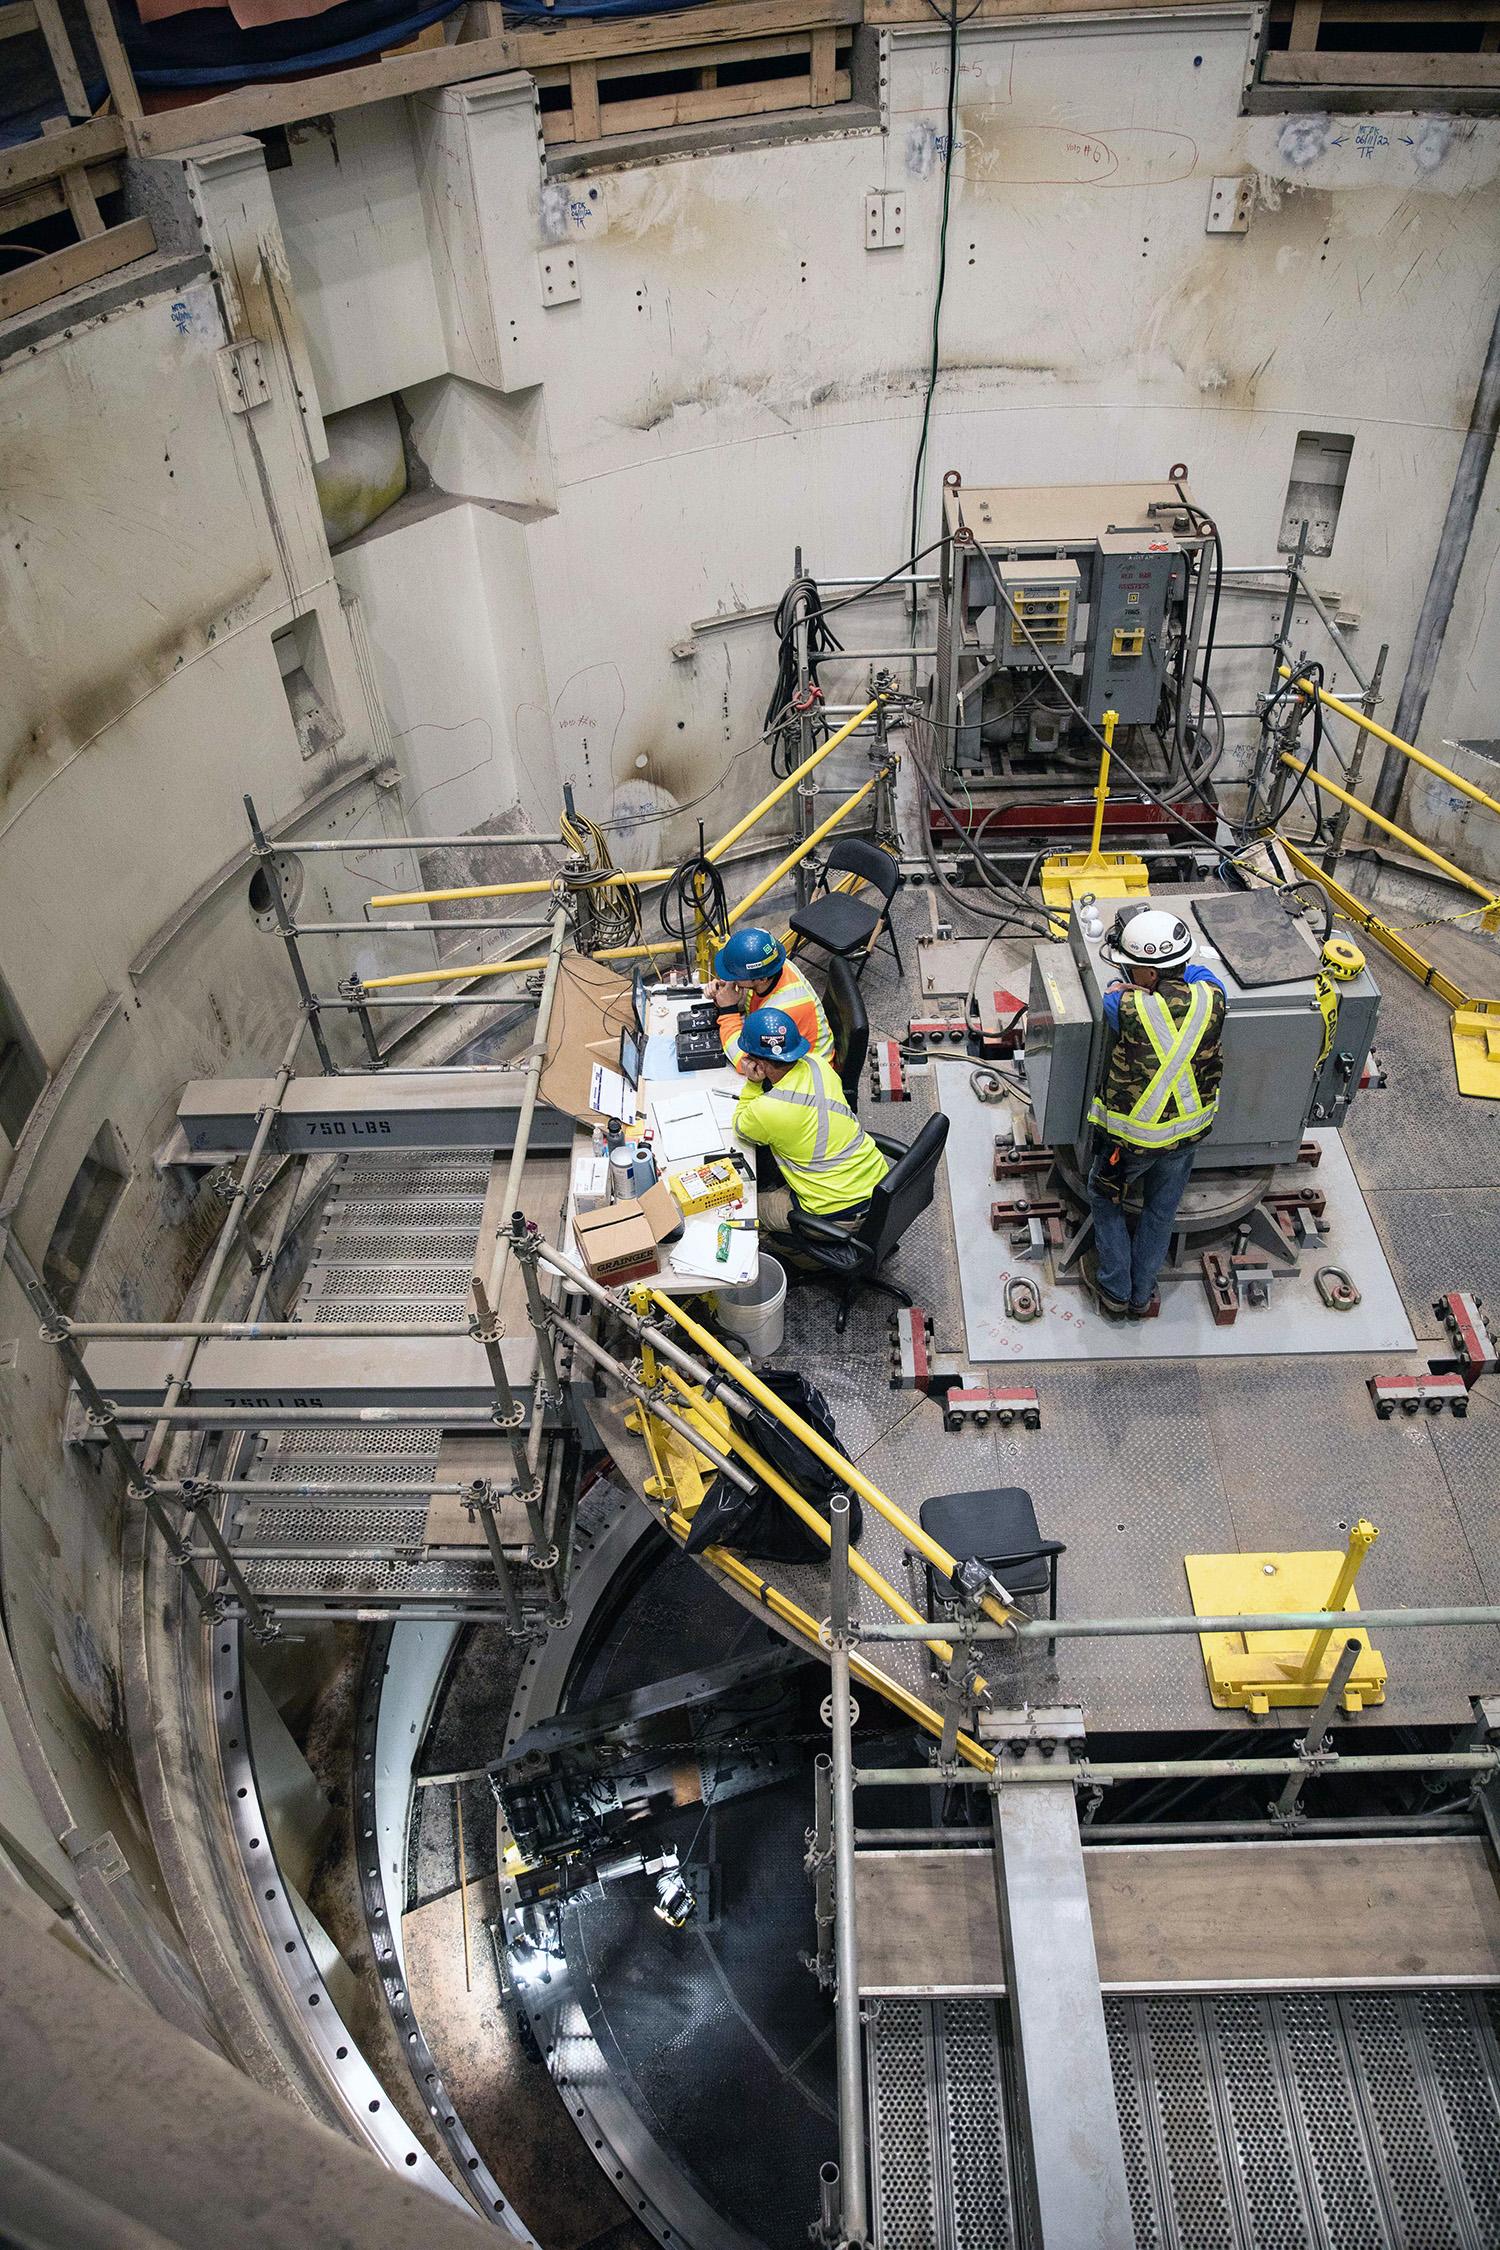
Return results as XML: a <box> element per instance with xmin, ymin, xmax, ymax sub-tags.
<box><xmin>1184</xmin><ymin>1520</ymin><xmax>1386</xmax><ymax>1717</ymax></box>
<box><xmin>1038</xmin><ymin>709</ymin><xmax>1151</xmax><ymax>911</ymax></box>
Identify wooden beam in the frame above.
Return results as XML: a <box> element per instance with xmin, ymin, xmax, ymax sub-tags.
<box><xmin>1274</xmin><ymin>1</ymin><xmax>1500</xmax><ymax>18</ymax></box>
<box><xmin>513</xmin><ymin>0</ymin><xmax>858</xmax><ymax>67</ymax></box>
<box><xmin>808</xmin><ymin>23</ymin><xmax>837</xmax><ymax>103</ymax></box>
<box><xmin>76</xmin><ymin>0</ymin><xmax>143</xmax><ymax>118</ymax></box>
<box><xmin>1262</xmin><ymin>49</ymin><xmax>1500</xmax><ymax>85</ymax></box>
<box><xmin>0</xmin><ymin>116</ymin><xmax>125</xmax><ymax>196</ymax></box>
<box><xmin>569</xmin><ymin>57</ymin><xmax>601</xmax><ymax>140</ymax></box>
<box><xmin>1287</xmin><ymin>0</ymin><xmax>1322</xmax><ymax>46</ymax></box>
<box><xmin>0</xmin><ymin>161</ymin><xmax>120</xmax><ymax>233</ymax></box>
<box><xmin>542</xmin><ymin>64</ymin><xmax>848</xmax><ymax>143</ymax></box>
<box><xmin>0</xmin><ymin>1</ymin><xmax>39</xmax><ymax>39</ymax></box>
<box><xmin>530</xmin><ymin>32</ymin><xmax>832</xmax><ymax>84</ymax></box>
<box><xmin>33</xmin><ymin>0</ymin><xmax>90</xmax><ymax>113</ymax></box>
<box><xmin>0</xmin><ymin>212</ymin><xmax>153</xmax><ymax>322</ymax></box>
<box><xmin>866</xmin><ymin>0</ymin><xmax>1222</xmax><ymax>19</ymax></box>
<box><xmin>124</xmin><ymin>28</ymin><xmax>519</xmax><ymax>153</ymax></box>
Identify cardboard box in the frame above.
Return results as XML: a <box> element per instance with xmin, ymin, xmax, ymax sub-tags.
<box><xmin>573</xmin><ymin>1179</ymin><xmax>680</xmax><ymax>1283</ymax></box>
<box><xmin>571</xmin><ymin>1153</ymin><xmax>611</xmax><ymax>1215</ymax></box>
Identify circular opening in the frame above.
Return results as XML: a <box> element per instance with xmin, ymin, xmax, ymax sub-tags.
<box><xmin>247</xmin><ymin>866</ymin><xmax>275</xmax><ymax>916</ymax></box>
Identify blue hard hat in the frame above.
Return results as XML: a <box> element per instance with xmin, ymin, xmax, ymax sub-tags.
<box><xmin>738</xmin><ymin>1006</ymin><xmax>809</xmax><ymax>1064</ymax></box>
<box><xmin>714</xmin><ymin>927</ymin><xmax>785</xmax><ymax>982</ymax></box>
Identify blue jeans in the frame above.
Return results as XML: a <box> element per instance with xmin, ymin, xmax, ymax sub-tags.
<box><xmin>1087</xmin><ymin>1142</ymin><xmax>1198</xmax><ymax>1310</ymax></box>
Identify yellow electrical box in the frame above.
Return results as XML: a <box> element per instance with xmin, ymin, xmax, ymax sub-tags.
<box><xmin>1111</xmin><ymin>625</ymin><xmax>1146</xmax><ymax>658</ymax></box>
<box><xmin>667</xmin><ymin>1159</ymin><xmax>742</xmax><ymax>1217</ymax></box>
<box><xmin>1184</xmin><ymin>1523</ymin><xmax>1387</xmax><ymax>1717</ymax></box>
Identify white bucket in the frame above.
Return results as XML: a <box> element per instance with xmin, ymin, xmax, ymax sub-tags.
<box><xmin>717</xmin><ymin>1254</ymin><xmax>787</xmax><ymax>1359</ymax></box>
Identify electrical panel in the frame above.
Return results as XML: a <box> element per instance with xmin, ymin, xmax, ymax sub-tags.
<box><xmin>1024</xmin><ymin>942</ymin><xmax>1093</xmax><ymax>1144</ymax></box>
<box><xmin>1082</xmin><ymin>537</ymin><xmax>1180</xmax><ymax>724</ymax></box>
<box><xmin>995</xmin><ymin>559</ymin><xmax>1081</xmax><ymax>670</ymax></box>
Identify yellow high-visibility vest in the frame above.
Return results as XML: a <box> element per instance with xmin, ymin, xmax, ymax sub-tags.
<box><xmin>735</xmin><ymin>1053</ymin><xmax>888</xmax><ymax>1214</ymax></box>
<box><xmin>1088</xmin><ymin>981</ymin><xmax>1221</xmax><ymax>1149</ymax></box>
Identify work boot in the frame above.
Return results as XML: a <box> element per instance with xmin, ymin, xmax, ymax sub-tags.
<box><xmin>1128</xmin><ymin>1289</ymin><xmax>1161</xmax><ymax>1321</ymax></box>
<box><xmin>1081</xmin><ymin>1253</ymin><xmax>1128</xmax><ymax>1321</ymax></box>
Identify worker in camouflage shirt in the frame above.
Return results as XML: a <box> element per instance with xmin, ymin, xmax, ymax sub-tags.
<box><xmin>1084</xmin><ymin>908</ymin><xmax>1226</xmax><ymax>1319</ymax></box>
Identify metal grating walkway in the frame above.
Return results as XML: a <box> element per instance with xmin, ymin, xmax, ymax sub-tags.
<box><xmin>224</xmin><ymin>1150</ymin><xmax>510</xmax><ymax>1610</ymax></box>
<box><xmin>867</xmin><ymin>1992</ymin><xmax>1500</xmax><ymax>2249</ymax></box>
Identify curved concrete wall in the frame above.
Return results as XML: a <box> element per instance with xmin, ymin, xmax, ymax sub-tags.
<box><xmin>0</xmin><ymin>0</ymin><xmax>1497</xmax><ymax>2158</ymax></box>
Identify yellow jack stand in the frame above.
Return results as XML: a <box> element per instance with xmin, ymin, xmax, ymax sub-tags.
<box><xmin>1453</xmin><ymin>999</ymin><xmax>1500</xmax><ymax>1100</ymax></box>
<box><xmin>1039</xmin><ymin>709</ymin><xmax>1151</xmax><ymax>912</ymax></box>
<box><xmin>1184</xmin><ymin>1520</ymin><xmax>1387</xmax><ymax>1717</ymax></box>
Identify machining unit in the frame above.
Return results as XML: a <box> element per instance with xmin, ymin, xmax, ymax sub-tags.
<box><xmin>931</xmin><ymin>473</ymin><xmax>1220</xmax><ymax>846</ymax></box>
<box><xmin>1019</xmin><ymin>886</ymin><xmax>1380</xmax><ymax>1275</ymax></box>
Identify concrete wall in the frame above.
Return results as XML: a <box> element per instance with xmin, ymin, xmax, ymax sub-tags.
<box><xmin>258</xmin><ymin>13</ymin><xmax>1500</xmax><ymax>873</ymax></box>
<box><xmin>1</xmin><ymin>0</ymin><xmax>1498</xmax><ymax>2140</ymax></box>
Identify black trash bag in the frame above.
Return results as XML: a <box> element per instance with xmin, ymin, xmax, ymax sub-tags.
<box><xmin>683</xmin><ymin>1369</ymin><xmax>863</xmax><ymax>1564</ymax></box>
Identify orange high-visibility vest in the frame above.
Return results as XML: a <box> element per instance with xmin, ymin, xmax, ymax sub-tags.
<box><xmin>720</xmin><ymin>961</ymin><xmax>834</xmax><ymax>1074</ymax></box>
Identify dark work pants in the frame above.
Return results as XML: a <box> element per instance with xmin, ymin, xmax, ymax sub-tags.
<box><xmin>1087</xmin><ymin>1142</ymin><xmax>1197</xmax><ymax>1310</ymax></box>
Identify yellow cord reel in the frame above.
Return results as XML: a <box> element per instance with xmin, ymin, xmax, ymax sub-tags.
<box><xmin>1321</xmin><ymin>937</ymin><xmax>1365</xmax><ymax>981</ymax></box>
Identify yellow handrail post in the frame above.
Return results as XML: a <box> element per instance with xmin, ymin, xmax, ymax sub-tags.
<box><xmin>1087</xmin><ymin>708</ymin><xmax>1118</xmax><ymax>862</ymax></box>
<box><xmin>1299</xmin><ymin>1519</ymin><xmax>1378</xmax><ymax>1682</ymax></box>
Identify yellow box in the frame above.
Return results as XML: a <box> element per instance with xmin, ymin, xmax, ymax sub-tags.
<box><xmin>666</xmin><ymin>1159</ymin><xmax>742</xmax><ymax>1217</ymax></box>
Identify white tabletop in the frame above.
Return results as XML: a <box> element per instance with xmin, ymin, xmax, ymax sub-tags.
<box><xmin>565</xmin><ymin>985</ymin><xmax>760</xmax><ymax>1297</ymax></box>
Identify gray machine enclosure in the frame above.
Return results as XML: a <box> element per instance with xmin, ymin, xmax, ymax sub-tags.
<box><xmin>1026</xmin><ymin>894</ymin><xmax>1380</xmax><ymax>1169</ymax></box>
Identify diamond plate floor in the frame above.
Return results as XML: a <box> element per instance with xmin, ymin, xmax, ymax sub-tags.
<box><xmin>757</xmin><ymin>879</ymin><xmax>1500</xmax><ymax>1730</ymax></box>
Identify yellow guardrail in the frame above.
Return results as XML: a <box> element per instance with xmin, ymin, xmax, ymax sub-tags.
<box><xmin>359</xmin><ymin>696</ymin><xmax>887</xmax><ymax>990</ymax></box>
<box><xmin>1279</xmin><ymin>668</ymin><xmax>1500</xmax><ymax>827</ymax></box>
<box><xmin>1280</xmin><ymin>755</ymin><xmax>1500</xmax><ymax>926</ymax></box>
<box><xmin>629</xmin><ymin>1379</ymin><xmax>994</xmax><ymax>1773</ymax></box>
<box><xmin>648</xmin><ymin>1290</ymin><xmax>1022</xmax><ymax>1638</ymax></box>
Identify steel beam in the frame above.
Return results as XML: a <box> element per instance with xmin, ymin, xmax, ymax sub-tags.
<box><xmin>174</xmin><ymin>1072</ymin><xmax>576</xmax><ymax>1157</ymax></box>
<box><xmin>989</xmin><ymin>1767</ymin><xmax>1133</xmax><ymax>2248</ymax></box>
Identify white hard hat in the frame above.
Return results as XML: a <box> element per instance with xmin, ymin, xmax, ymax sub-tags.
<box><xmin>1102</xmin><ymin>907</ymin><xmax>1194</xmax><ymax>971</ymax></box>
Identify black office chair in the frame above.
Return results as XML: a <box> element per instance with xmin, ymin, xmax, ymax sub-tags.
<box><xmin>775</xmin><ymin>1113</ymin><xmax>949</xmax><ymax>1335</ymax></box>
<box><xmin>789</xmin><ymin>838</ymin><xmax>903</xmax><ymax>982</ymax></box>
<box><xmin>824</xmin><ymin>956</ymin><xmax>869</xmax><ymax>1113</ymax></box>
<box><xmin>919</xmin><ymin>1488</ymin><xmax>1064</xmax><ymax>1627</ymax></box>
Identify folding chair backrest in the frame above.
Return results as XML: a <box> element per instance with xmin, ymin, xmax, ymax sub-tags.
<box><xmin>825</xmin><ymin>957</ymin><xmax>869</xmax><ymax>1103</ymax></box>
<box><xmin>824</xmin><ymin>837</ymin><xmax>901</xmax><ymax>907</ymax></box>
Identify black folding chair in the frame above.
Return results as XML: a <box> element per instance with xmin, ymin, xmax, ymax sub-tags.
<box><xmin>919</xmin><ymin>1487</ymin><xmax>1065</xmax><ymax>1628</ymax></box>
<box><xmin>789</xmin><ymin>838</ymin><xmax>903</xmax><ymax>982</ymax></box>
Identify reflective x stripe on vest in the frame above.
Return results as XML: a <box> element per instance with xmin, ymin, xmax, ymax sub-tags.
<box><xmin>1089</xmin><ymin>981</ymin><xmax>1220</xmax><ymax>1150</ymax></box>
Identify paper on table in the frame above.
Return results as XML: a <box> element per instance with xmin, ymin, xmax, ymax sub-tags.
<box><xmin>668</xmin><ymin>1214</ymin><xmax>756</xmax><ymax>1284</ymax></box>
<box><xmin>589</xmin><ymin>1063</ymin><xmax>631</xmax><ymax>1120</ymax></box>
<box><xmin>649</xmin><ymin>1088</ymin><xmax>722</xmax><ymax>1163</ymax></box>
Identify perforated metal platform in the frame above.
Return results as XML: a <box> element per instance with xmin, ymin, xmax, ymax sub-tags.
<box><xmin>226</xmin><ymin>1150</ymin><xmax>514</xmax><ymax>1607</ymax></box>
<box><xmin>867</xmin><ymin>1991</ymin><xmax>1500</xmax><ymax>2250</ymax></box>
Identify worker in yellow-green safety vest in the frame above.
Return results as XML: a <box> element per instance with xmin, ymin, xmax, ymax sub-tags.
<box><xmin>1084</xmin><ymin>907</ymin><xmax>1226</xmax><ymax>1321</ymax></box>
<box><xmin>710</xmin><ymin>926</ymin><xmax>834</xmax><ymax>1075</ymax></box>
<box><xmin>732</xmin><ymin>1006</ymin><xmax>888</xmax><ymax>1221</ymax></box>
